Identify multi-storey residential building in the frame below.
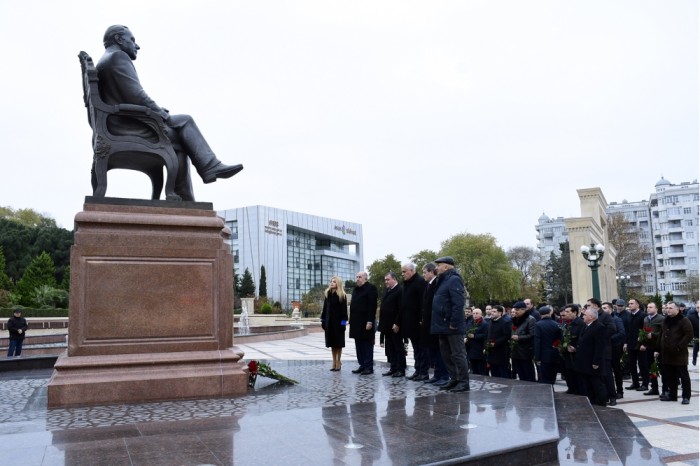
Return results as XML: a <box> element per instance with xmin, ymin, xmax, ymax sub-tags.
<box><xmin>648</xmin><ymin>177</ymin><xmax>699</xmax><ymax>301</ymax></box>
<box><xmin>535</xmin><ymin>213</ymin><xmax>569</xmax><ymax>262</ymax></box>
<box><xmin>606</xmin><ymin>199</ymin><xmax>655</xmax><ymax>295</ymax></box>
<box><xmin>535</xmin><ymin>177</ymin><xmax>699</xmax><ymax>303</ymax></box>
<box><xmin>218</xmin><ymin>205</ymin><xmax>363</xmax><ymax>307</ymax></box>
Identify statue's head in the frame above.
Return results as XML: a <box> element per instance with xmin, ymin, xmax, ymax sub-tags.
<box><xmin>103</xmin><ymin>25</ymin><xmax>139</xmax><ymax>60</ymax></box>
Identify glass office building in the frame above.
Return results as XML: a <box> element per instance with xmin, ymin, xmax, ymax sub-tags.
<box><xmin>218</xmin><ymin>205</ymin><xmax>363</xmax><ymax>307</ymax></box>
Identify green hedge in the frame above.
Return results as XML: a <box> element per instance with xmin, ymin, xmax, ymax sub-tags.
<box><xmin>0</xmin><ymin>306</ymin><xmax>69</xmax><ymax>318</ymax></box>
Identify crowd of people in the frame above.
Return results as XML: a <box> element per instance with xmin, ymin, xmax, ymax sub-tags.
<box><xmin>319</xmin><ymin>256</ymin><xmax>699</xmax><ymax>406</ymax></box>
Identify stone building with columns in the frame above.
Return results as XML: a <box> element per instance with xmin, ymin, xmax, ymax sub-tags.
<box><xmin>565</xmin><ymin>188</ymin><xmax>618</xmax><ymax>304</ymax></box>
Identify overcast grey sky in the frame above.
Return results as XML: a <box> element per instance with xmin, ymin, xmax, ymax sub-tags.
<box><xmin>0</xmin><ymin>1</ymin><xmax>697</xmax><ymax>265</ymax></box>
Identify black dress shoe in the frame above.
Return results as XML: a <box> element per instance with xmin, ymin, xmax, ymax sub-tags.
<box><xmin>352</xmin><ymin>368</ymin><xmax>363</xmax><ymax>374</ymax></box>
<box><xmin>439</xmin><ymin>380</ymin><xmax>459</xmax><ymax>391</ymax></box>
<box><xmin>682</xmin><ymin>398</ymin><xmax>690</xmax><ymax>404</ymax></box>
<box><xmin>413</xmin><ymin>374</ymin><xmax>429</xmax><ymax>382</ymax></box>
<box><xmin>360</xmin><ymin>369</ymin><xmax>374</xmax><ymax>375</ymax></box>
<box><xmin>608</xmin><ymin>398</ymin><xmax>617</xmax><ymax>406</ymax></box>
<box><xmin>406</xmin><ymin>373</ymin><xmax>418</xmax><ymax>380</ymax></box>
<box><xmin>643</xmin><ymin>389</ymin><xmax>659</xmax><ymax>396</ymax></box>
<box><xmin>426</xmin><ymin>377</ymin><xmax>439</xmax><ymax>384</ymax></box>
<box><xmin>448</xmin><ymin>382</ymin><xmax>470</xmax><ymax>393</ymax></box>
<box><xmin>636</xmin><ymin>385</ymin><xmax>649</xmax><ymax>391</ymax></box>
<box><xmin>392</xmin><ymin>371</ymin><xmax>405</xmax><ymax>378</ymax></box>
<box><xmin>382</xmin><ymin>370</ymin><xmax>396</xmax><ymax>376</ymax></box>
<box><xmin>625</xmin><ymin>384</ymin><xmax>640</xmax><ymax>390</ymax></box>
<box><xmin>616</xmin><ymin>393</ymin><xmax>624</xmax><ymax>399</ymax></box>
<box><xmin>433</xmin><ymin>378</ymin><xmax>451</xmax><ymax>387</ymax></box>
<box><xmin>201</xmin><ymin>163</ymin><xmax>244</xmax><ymax>184</ymax></box>
<box><xmin>659</xmin><ymin>395</ymin><xmax>677</xmax><ymax>401</ymax></box>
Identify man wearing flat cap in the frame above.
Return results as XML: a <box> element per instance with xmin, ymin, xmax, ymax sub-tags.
<box><xmin>430</xmin><ymin>257</ymin><xmax>470</xmax><ymax>392</ymax></box>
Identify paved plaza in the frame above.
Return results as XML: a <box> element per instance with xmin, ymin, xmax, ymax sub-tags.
<box><xmin>239</xmin><ymin>331</ymin><xmax>699</xmax><ymax>466</ymax></box>
<box><xmin>0</xmin><ymin>330</ymin><xmax>697</xmax><ymax>465</ymax></box>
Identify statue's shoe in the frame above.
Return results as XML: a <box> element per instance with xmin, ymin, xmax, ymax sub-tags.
<box><xmin>201</xmin><ymin>163</ymin><xmax>244</xmax><ymax>184</ymax></box>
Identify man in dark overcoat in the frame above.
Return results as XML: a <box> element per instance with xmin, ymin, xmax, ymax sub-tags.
<box><xmin>534</xmin><ymin>306</ymin><xmax>562</xmax><ymax>384</ymax></box>
<box><xmin>349</xmin><ymin>271</ymin><xmax>378</xmax><ymax>375</ymax></box>
<box><xmin>400</xmin><ymin>263</ymin><xmax>427</xmax><ymax>380</ymax></box>
<box><xmin>379</xmin><ymin>272</ymin><xmax>405</xmax><ymax>377</ymax></box>
<box><xmin>660</xmin><ymin>302</ymin><xmax>693</xmax><ymax>404</ymax></box>
<box><xmin>561</xmin><ymin>304</ymin><xmax>585</xmax><ymax>395</ymax></box>
<box><xmin>466</xmin><ymin>308</ymin><xmax>489</xmax><ymax>376</ymax></box>
<box><xmin>430</xmin><ymin>257</ymin><xmax>469</xmax><ymax>392</ymax></box>
<box><xmin>573</xmin><ymin>308</ymin><xmax>608</xmax><ymax>407</ymax></box>
<box><xmin>486</xmin><ymin>305</ymin><xmax>512</xmax><ymax>379</ymax></box>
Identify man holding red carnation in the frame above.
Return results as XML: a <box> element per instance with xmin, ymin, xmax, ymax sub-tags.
<box><xmin>639</xmin><ymin>302</ymin><xmax>663</xmax><ymax>396</ymax></box>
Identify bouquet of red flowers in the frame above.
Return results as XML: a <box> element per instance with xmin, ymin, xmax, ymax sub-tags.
<box><xmin>484</xmin><ymin>339</ymin><xmax>496</xmax><ymax>356</ymax></box>
<box><xmin>247</xmin><ymin>360</ymin><xmax>299</xmax><ymax>389</ymax></box>
<box><xmin>620</xmin><ymin>351</ymin><xmax>629</xmax><ymax>371</ymax></box>
<box><xmin>509</xmin><ymin>325</ymin><xmax>519</xmax><ymax>350</ymax></box>
<box><xmin>638</xmin><ymin>326</ymin><xmax>653</xmax><ymax>345</ymax></box>
<box><xmin>649</xmin><ymin>355</ymin><xmax>660</xmax><ymax>380</ymax></box>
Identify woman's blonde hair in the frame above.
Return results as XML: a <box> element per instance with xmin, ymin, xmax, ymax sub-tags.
<box><xmin>324</xmin><ymin>276</ymin><xmax>346</xmax><ymax>301</ymax></box>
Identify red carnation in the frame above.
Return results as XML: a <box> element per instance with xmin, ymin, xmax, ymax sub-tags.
<box><xmin>552</xmin><ymin>340</ymin><xmax>561</xmax><ymax>348</ymax></box>
<box><xmin>643</xmin><ymin>326</ymin><xmax>653</xmax><ymax>333</ymax></box>
<box><xmin>248</xmin><ymin>360</ymin><xmax>258</xmax><ymax>375</ymax></box>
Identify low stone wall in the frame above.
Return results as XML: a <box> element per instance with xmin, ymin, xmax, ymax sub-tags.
<box><xmin>0</xmin><ymin>317</ymin><xmax>69</xmax><ymax>331</ymax></box>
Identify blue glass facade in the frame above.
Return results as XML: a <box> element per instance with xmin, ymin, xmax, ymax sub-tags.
<box><xmin>218</xmin><ymin>206</ymin><xmax>363</xmax><ymax>307</ymax></box>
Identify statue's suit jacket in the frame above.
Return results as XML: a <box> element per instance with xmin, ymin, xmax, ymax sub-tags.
<box><xmin>96</xmin><ymin>48</ymin><xmax>168</xmax><ymax>140</ymax></box>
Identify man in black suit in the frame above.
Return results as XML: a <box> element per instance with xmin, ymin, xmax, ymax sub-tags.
<box><xmin>573</xmin><ymin>308</ymin><xmax>608</xmax><ymax>407</ymax></box>
<box><xmin>379</xmin><ymin>272</ymin><xmax>405</xmax><ymax>377</ymax></box>
<box><xmin>420</xmin><ymin>263</ymin><xmax>449</xmax><ymax>385</ymax></box>
<box><xmin>349</xmin><ymin>272</ymin><xmax>378</xmax><ymax>375</ymax></box>
<box><xmin>561</xmin><ymin>304</ymin><xmax>585</xmax><ymax>395</ymax></box>
<box><xmin>587</xmin><ymin>298</ymin><xmax>617</xmax><ymax>405</ymax></box>
<box><xmin>97</xmin><ymin>25</ymin><xmax>243</xmax><ymax>200</ymax></box>
<box><xmin>624</xmin><ymin>298</ymin><xmax>646</xmax><ymax>390</ymax></box>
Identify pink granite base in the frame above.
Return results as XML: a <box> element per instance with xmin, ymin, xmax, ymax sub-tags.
<box><xmin>47</xmin><ymin>200</ymin><xmax>247</xmax><ymax>408</ymax></box>
<box><xmin>48</xmin><ymin>348</ymin><xmax>248</xmax><ymax>408</ymax></box>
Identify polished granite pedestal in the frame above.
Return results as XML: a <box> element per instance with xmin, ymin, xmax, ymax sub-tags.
<box><xmin>47</xmin><ymin>199</ymin><xmax>247</xmax><ymax>407</ymax></box>
<box><xmin>1</xmin><ymin>361</ymin><xmax>663</xmax><ymax>465</ymax></box>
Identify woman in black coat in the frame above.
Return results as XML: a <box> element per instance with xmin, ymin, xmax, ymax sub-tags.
<box><xmin>321</xmin><ymin>276</ymin><xmax>348</xmax><ymax>371</ymax></box>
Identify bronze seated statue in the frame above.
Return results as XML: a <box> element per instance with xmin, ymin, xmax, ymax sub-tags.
<box><xmin>79</xmin><ymin>25</ymin><xmax>243</xmax><ymax>201</ymax></box>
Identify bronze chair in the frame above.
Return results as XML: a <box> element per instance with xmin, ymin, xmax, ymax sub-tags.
<box><xmin>79</xmin><ymin>51</ymin><xmax>181</xmax><ymax>200</ymax></box>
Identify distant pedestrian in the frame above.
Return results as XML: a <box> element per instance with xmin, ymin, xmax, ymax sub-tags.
<box><xmin>7</xmin><ymin>308</ymin><xmax>28</xmax><ymax>357</ymax></box>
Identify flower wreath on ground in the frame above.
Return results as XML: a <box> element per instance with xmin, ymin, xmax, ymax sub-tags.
<box><xmin>246</xmin><ymin>360</ymin><xmax>299</xmax><ymax>389</ymax></box>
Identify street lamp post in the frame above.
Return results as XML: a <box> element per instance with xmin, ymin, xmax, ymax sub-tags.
<box><xmin>580</xmin><ymin>243</ymin><xmax>605</xmax><ymax>300</ymax></box>
<box><xmin>616</xmin><ymin>274</ymin><xmax>631</xmax><ymax>301</ymax></box>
